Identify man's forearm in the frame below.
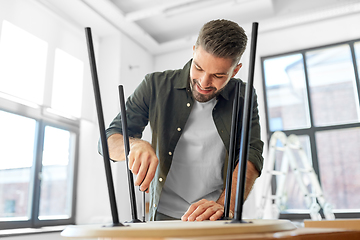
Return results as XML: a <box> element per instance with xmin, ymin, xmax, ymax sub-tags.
<box><xmin>217</xmin><ymin>161</ymin><xmax>259</xmax><ymax>215</ymax></box>
<box><xmin>216</xmin><ymin>163</ymin><xmax>239</xmax><ymax>214</ymax></box>
<box><xmin>243</xmin><ymin>161</ymin><xmax>259</xmax><ymax>200</ymax></box>
<box><xmin>108</xmin><ymin>133</ymin><xmax>142</xmax><ymax>161</ymax></box>
<box><xmin>108</xmin><ymin>133</ymin><xmax>126</xmax><ymax>161</ymax></box>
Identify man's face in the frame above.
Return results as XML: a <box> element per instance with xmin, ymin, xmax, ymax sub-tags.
<box><xmin>190</xmin><ymin>45</ymin><xmax>242</xmax><ymax>102</ymax></box>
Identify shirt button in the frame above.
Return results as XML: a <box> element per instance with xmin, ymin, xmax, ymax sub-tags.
<box><xmin>169</xmin><ymin>152</ymin><xmax>172</xmax><ymax>156</ymax></box>
<box><xmin>159</xmin><ymin>177</ymin><xmax>163</xmax><ymax>182</ymax></box>
<box><xmin>177</xmin><ymin>128</ymin><xmax>181</xmax><ymax>132</ymax></box>
<box><xmin>187</xmin><ymin>103</ymin><xmax>190</xmax><ymax>107</ymax></box>
<box><xmin>153</xmin><ymin>204</ymin><xmax>157</xmax><ymax>208</ymax></box>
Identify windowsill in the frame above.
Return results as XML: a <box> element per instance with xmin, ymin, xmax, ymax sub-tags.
<box><xmin>0</xmin><ymin>225</ymin><xmax>67</xmax><ymax>238</ymax></box>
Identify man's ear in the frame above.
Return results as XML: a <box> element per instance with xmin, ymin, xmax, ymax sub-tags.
<box><xmin>231</xmin><ymin>63</ymin><xmax>242</xmax><ymax>77</ymax></box>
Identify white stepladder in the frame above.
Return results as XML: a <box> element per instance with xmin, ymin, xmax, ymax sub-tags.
<box><xmin>257</xmin><ymin>131</ymin><xmax>335</xmax><ymax>221</ymax></box>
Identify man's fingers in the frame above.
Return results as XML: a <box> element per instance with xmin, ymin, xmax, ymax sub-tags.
<box><xmin>182</xmin><ymin>200</ymin><xmax>225</xmax><ymax>221</ymax></box>
<box><xmin>128</xmin><ymin>152</ymin><xmax>135</xmax><ymax>171</ymax></box>
<box><xmin>188</xmin><ymin>201</ymin><xmax>214</xmax><ymax>221</ymax></box>
<box><xmin>188</xmin><ymin>206</ymin><xmax>207</xmax><ymax>221</ymax></box>
<box><xmin>139</xmin><ymin>160</ymin><xmax>157</xmax><ymax>191</ymax></box>
<box><xmin>195</xmin><ymin>205</ymin><xmax>223</xmax><ymax>221</ymax></box>
<box><xmin>128</xmin><ymin>150</ymin><xmax>139</xmax><ymax>172</ymax></box>
<box><xmin>182</xmin><ymin>199</ymin><xmax>210</xmax><ymax>221</ymax></box>
<box><xmin>208</xmin><ymin>208</ymin><xmax>224</xmax><ymax>221</ymax></box>
<box><xmin>130</xmin><ymin>159</ymin><xmax>140</xmax><ymax>175</ymax></box>
<box><xmin>181</xmin><ymin>201</ymin><xmax>201</xmax><ymax>221</ymax></box>
<box><xmin>134</xmin><ymin>161</ymin><xmax>149</xmax><ymax>186</ymax></box>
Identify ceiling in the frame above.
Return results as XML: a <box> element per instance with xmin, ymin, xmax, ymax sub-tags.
<box><xmin>41</xmin><ymin>0</ymin><xmax>360</xmax><ymax>55</ymax></box>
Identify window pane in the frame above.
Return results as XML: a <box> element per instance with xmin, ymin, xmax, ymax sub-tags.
<box><xmin>0</xmin><ymin>20</ymin><xmax>47</xmax><ymax>104</ymax></box>
<box><xmin>39</xmin><ymin>126</ymin><xmax>74</xmax><ymax>219</ymax></box>
<box><xmin>315</xmin><ymin>128</ymin><xmax>360</xmax><ymax>210</ymax></box>
<box><xmin>51</xmin><ymin>49</ymin><xmax>84</xmax><ymax>118</ymax></box>
<box><xmin>274</xmin><ymin>135</ymin><xmax>313</xmax><ymax>212</ymax></box>
<box><xmin>306</xmin><ymin>45</ymin><xmax>360</xmax><ymax>126</ymax></box>
<box><xmin>0</xmin><ymin>110</ymin><xmax>36</xmax><ymax>220</ymax></box>
<box><xmin>264</xmin><ymin>54</ymin><xmax>311</xmax><ymax>131</ymax></box>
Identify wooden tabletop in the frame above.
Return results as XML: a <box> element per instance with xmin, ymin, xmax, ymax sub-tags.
<box><xmin>168</xmin><ymin>227</ymin><xmax>360</xmax><ymax>240</ymax></box>
<box><xmin>61</xmin><ymin>219</ymin><xmax>360</xmax><ymax>240</ymax></box>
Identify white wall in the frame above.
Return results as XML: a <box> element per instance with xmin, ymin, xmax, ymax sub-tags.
<box><xmin>154</xmin><ymin>47</ymin><xmax>193</xmax><ymax>72</ymax></box>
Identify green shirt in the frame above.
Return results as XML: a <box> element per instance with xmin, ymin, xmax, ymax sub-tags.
<box><xmin>105</xmin><ymin>59</ymin><xmax>264</xmax><ymax>221</ymax></box>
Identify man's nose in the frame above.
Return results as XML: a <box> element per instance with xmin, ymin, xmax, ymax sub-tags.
<box><xmin>199</xmin><ymin>73</ymin><xmax>212</xmax><ymax>89</ymax></box>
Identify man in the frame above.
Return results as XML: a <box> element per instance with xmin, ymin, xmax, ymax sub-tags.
<box><xmin>104</xmin><ymin>19</ymin><xmax>263</xmax><ymax>221</ymax></box>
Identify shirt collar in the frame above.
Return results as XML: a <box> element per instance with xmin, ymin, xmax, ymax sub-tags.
<box><xmin>218</xmin><ymin>80</ymin><xmax>234</xmax><ymax>101</ymax></box>
<box><xmin>174</xmin><ymin>59</ymin><xmax>192</xmax><ymax>90</ymax></box>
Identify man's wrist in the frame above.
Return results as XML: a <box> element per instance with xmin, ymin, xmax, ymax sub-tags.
<box><xmin>129</xmin><ymin>137</ymin><xmax>146</xmax><ymax>147</ymax></box>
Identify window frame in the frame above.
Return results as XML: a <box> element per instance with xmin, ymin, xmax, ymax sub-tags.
<box><xmin>261</xmin><ymin>38</ymin><xmax>360</xmax><ymax>220</ymax></box>
<box><xmin>0</xmin><ymin>96</ymin><xmax>80</xmax><ymax>230</ymax></box>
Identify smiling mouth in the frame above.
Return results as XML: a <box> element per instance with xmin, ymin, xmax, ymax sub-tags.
<box><xmin>194</xmin><ymin>80</ymin><xmax>215</xmax><ymax>94</ymax></box>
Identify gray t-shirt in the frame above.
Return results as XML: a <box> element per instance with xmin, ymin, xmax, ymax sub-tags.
<box><xmin>157</xmin><ymin>98</ymin><xmax>226</xmax><ymax>218</ymax></box>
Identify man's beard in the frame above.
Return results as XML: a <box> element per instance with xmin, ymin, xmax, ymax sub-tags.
<box><xmin>191</xmin><ymin>79</ymin><xmax>222</xmax><ymax>102</ymax></box>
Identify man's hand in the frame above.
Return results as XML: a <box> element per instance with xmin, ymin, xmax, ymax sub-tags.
<box><xmin>181</xmin><ymin>199</ymin><xmax>224</xmax><ymax>221</ymax></box>
<box><xmin>108</xmin><ymin>134</ymin><xmax>158</xmax><ymax>192</ymax></box>
<box><xmin>128</xmin><ymin>140</ymin><xmax>158</xmax><ymax>192</ymax></box>
<box><xmin>181</xmin><ymin>161</ymin><xmax>258</xmax><ymax>222</ymax></box>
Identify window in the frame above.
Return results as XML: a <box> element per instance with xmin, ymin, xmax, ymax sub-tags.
<box><xmin>39</xmin><ymin>126</ymin><xmax>76</xmax><ymax>220</ymax></box>
<box><xmin>262</xmin><ymin>39</ymin><xmax>360</xmax><ymax>219</ymax></box>
<box><xmin>0</xmin><ymin>111</ymin><xmax>36</xmax><ymax>221</ymax></box>
<box><xmin>0</xmin><ymin>1</ymin><xmax>86</xmax><ymax>229</ymax></box>
<box><xmin>51</xmin><ymin>49</ymin><xmax>84</xmax><ymax>118</ymax></box>
<box><xmin>0</xmin><ymin>21</ymin><xmax>48</xmax><ymax>105</ymax></box>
